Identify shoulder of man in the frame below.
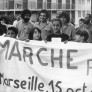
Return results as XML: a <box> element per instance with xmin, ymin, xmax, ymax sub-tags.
<box><xmin>68</xmin><ymin>23</ymin><xmax>75</xmax><ymax>30</ymax></box>
<box><xmin>16</xmin><ymin>20</ymin><xmax>22</xmax><ymax>27</ymax></box>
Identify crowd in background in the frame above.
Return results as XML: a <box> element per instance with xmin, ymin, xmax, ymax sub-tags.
<box><xmin>0</xmin><ymin>9</ymin><xmax>91</xmax><ymax>43</ymax></box>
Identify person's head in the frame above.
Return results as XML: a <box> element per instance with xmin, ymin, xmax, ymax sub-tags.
<box><xmin>56</xmin><ymin>11</ymin><xmax>62</xmax><ymax>18</ymax></box>
<box><xmin>74</xmin><ymin>29</ymin><xmax>89</xmax><ymax>43</ymax></box>
<box><xmin>29</xmin><ymin>27</ymin><xmax>42</xmax><ymax>40</ymax></box>
<box><xmin>85</xmin><ymin>14</ymin><xmax>91</xmax><ymax>24</ymax></box>
<box><xmin>51</xmin><ymin>18</ymin><xmax>62</xmax><ymax>34</ymax></box>
<box><xmin>0</xmin><ymin>16</ymin><xmax>10</xmax><ymax>24</ymax></box>
<box><xmin>79</xmin><ymin>18</ymin><xmax>85</xmax><ymax>27</ymax></box>
<box><xmin>21</xmin><ymin>9</ymin><xmax>31</xmax><ymax>23</ymax></box>
<box><xmin>16</xmin><ymin>14</ymin><xmax>21</xmax><ymax>21</ymax></box>
<box><xmin>58</xmin><ymin>11</ymin><xmax>70</xmax><ymax>24</ymax></box>
<box><xmin>39</xmin><ymin>9</ymin><xmax>49</xmax><ymax>22</ymax></box>
<box><xmin>6</xmin><ymin>27</ymin><xmax>18</xmax><ymax>38</ymax></box>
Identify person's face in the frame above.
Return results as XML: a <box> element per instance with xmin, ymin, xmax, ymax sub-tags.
<box><xmin>60</xmin><ymin>16</ymin><xmax>67</xmax><ymax>23</ymax></box>
<box><xmin>79</xmin><ymin>21</ymin><xmax>84</xmax><ymax>27</ymax></box>
<box><xmin>85</xmin><ymin>15</ymin><xmax>90</xmax><ymax>24</ymax></box>
<box><xmin>52</xmin><ymin>21</ymin><xmax>61</xmax><ymax>34</ymax></box>
<box><xmin>16</xmin><ymin>15</ymin><xmax>20</xmax><ymax>21</ymax></box>
<box><xmin>39</xmin><ymin>13</ymin><xmax>47</xmax><ymax>22</ymax></box>
<box><xmin>56</xmin><ymin>12</ymin><xmax>61</xmax><ymax>18</ymax></box>
<box><xmin>6</xmin><ymin>30</ymin><xmax>16</xmax><ymax>38</ymax></box>
<box><xmin>23</xmin><ymin>14</ymin><xmax>30</xmax><ymax>23</ymax></box>
<box><xmin>74</xmin><ymin>34</ymin><xmax>83</xmax><ymax>42</ymax></box>
<box><xmin>85</xmin><ymin>15</ymin><xmax>90</xmax><ymax>21</ymax></box>
<box><xmin>33</xmin><ymin>29</ymin><xmax>41</xmax><ymax>40</ymax></box>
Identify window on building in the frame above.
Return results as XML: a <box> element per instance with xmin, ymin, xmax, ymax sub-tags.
<box><xmin>8</xmin><ymin>0</ymin><xmax>14</xmax><ymax>9</ymax></box>
<box><xmin>66</xmin><ymin>0</ymin><xmax>70</xmax><ymax>9</ymax></box>
<box><xmin>82</xmin><ymin>0</ymin><xmax>85</xmax><ymax>4</ymax></box>
<box><xmin>82</xmin><ymin>11</ymin><xmax>85</xmax><ymax>17</ymax></box>
<box><xmin>15</xmin><ymin>0</ymin><xmax>23</xmax><ymax>9</ymax></box>
<box><xmin>71</xmin><ymin>11</ymin><xmax>75</xmax><ymax>19</ymax></box>
<box><xmin>78</xmin><ymin>0</ymin><xmax>81</xmax><ymax>4</ymax></box>
<box><xmin>23</xmin><ymin>0</ymin><xmax>28</xmax><ymax>9</ymax></box>
<box><xmin>71</xmin><ymin>0</ymin><xmax>75</xmax><ymax>9</ymax></box>
<box><xmin>78</xmin><ymin>11</ymin><xmax>81</xmax><ymax>17</ymax></box>
<box><xmin>47</xmin><ymin>0</ymin><xmax>51</xmax><ymax>9</ymax></box>
<box><xmin>58</xmin><ymin>0</ymin><xmax>62</xmax><ymax>9</ymax></box>
<box><xmin>4</xmin><ymin>0</ymin><xmax>8</xmax><ymax>9</ymax></box>
<box><xmin>37</xmin><ymin>0</ymin><xmax>43</xmax><ymax>9</ymax></box>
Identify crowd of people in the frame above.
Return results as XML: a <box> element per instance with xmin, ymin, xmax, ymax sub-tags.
<box><xmin>0</xmin><ymin>9</ymin><xmax>91</xmax><ymax>43</ymax></box>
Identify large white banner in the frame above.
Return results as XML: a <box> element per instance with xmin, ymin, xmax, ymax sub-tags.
<box><xmin>0</xmin><ymin>37</ymin><xmax>92</xmax><ymax>92</ymax></box>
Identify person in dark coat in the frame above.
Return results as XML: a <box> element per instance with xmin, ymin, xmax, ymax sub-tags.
<box><xmin>46</xmin><ymin>18</ymin><xmax>69</xmax><ymax>42</ymax></box>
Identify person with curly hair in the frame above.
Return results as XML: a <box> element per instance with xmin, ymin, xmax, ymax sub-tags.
<box><xmin>16</xmin><ymin>9</ymin><xmax>34</xmax><ymax>41</ymax></box>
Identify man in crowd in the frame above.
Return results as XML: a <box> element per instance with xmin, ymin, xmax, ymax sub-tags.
<box><xmin>35</xmin><ymin>9</ymin><xmax>53</xmax><ymax>40</ymax></box>
<box><xmin>57</xmin><ymin>11</ymin><xmax>75</xmax><ymax>41</ymax></box>
<box><xmin>75</xmin><ymin>18</ymin><xmax>85</xmax><ymax>32</ymax></box>
<box><xmin>84</xmin><ymin>14</ymin><xmax>92</xmax><ymax>43</ymax></box>
<box><xmin>16</xmin><ymin>9</ymin><xmax>33</xmax><ymax>41</ymax></box>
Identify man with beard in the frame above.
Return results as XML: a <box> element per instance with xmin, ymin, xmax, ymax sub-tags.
<box><xmin>84</xmin><ymin>14</ymin><xmax>92</xmax><ymax>43</ymax></box>
<box><xmin>16</xmin><ymin>9</ymin><xmax>33</xmax><ymax>41</ymax></box>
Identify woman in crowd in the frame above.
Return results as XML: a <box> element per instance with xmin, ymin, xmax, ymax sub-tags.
<box><xmin>29</xmin><ymin>27</ymin><xmax>42</xmax><ymax>41</ymax></box>
<box><xmin>46</xmin><ymin>18</ymin><xmax>69</xmax><ymax>42</ymax></box>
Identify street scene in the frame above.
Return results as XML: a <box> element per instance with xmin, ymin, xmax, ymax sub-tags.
<box><xmin>0</xmin><ymin>0</ymin><xmax>92</xmax><ymax>92</ymax></box>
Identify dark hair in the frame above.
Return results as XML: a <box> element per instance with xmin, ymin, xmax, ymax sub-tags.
<box><xmin>0</xmin><ymin>16</ymin><xmax>10</xmax><ymax>24</ymax></box>
<box><xmin>76</xmin><ymin>30</ymin><xmax>89</xmax><ymax>42</ymax></box>
<box><xmin>51</xmin><ymin>18</ymin><xmax>62</xmax><ymax>26</ymax></box>
<box><xmin>39</xmin><ymin>9</ymin><xmax>49</xmax><ymax>19</ymax></box>
<box><xmin>86</xmin><ymin>14</ymin><xmax>91</xmax><ymax>19</ymax></box>
<box><xmin>21</xmin><ymin>9</ymin><xmax>31</xmax><ymax>19</ymax></box>
<box><xmin>29</xmin><ymin>27</ymin><xmax>42</xmax><ymax>40</ymax></box>
<box><xmin>8</xmin><ymin>27</ymin><xmax>18</xmax><ymax>36</ymax></box>
<box><xmin>58</xmin><ymin>11</ymin><xmax>70</xmax><ymax>23</ymax></box>
<box><xmin>79</xmin><ymin>18</ymin><xmax>85</xmax><ymax>23</ymax></box>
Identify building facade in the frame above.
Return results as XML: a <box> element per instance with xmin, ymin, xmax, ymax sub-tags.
<box><xmin>0</xmin><ymin>0</ymin><xmax>91</xmax><ymax>25</ymax></box>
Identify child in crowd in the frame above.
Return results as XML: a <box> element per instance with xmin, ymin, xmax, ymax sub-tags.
<box><xmin>46</xmin><ymin>18</ymin><xmax>69</xmax><ymax>42</ymax></box>
<box><xmin>29</xmin><ymin>27</ymin><xmax>42</xmax><ymax>41</ymax></box>
<box><xmin>78</xmin><ymin>18</ymin><xmax>85</xmax><ymax>27</ymax></box>
<box><xmin>74</xmin><ymin>29</ymin><xmax>89</xmax><ymax>43</ymax></box>
<box><xmin>5</xmin><ymin>26</ymin><xmax>18</xmax><ymax>38</ymax></box>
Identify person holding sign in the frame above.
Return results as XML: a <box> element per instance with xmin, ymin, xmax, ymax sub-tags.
<box><xmin>46</xmin><ymin>18</ymin><xmax>69</xmax><ymax>42</ymax></box>
<box><xmin>29</xmin><ymin>27</ymin><xmax>42</xmax><ymax>41</ymax></box>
